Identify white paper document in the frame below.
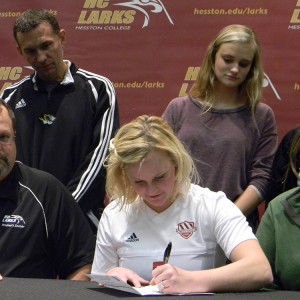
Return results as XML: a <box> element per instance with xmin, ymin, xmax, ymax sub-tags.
<box><xmin>88</xmin><ymin>273</ymin><xmax>213</xmax><ymax>296</ymax></box>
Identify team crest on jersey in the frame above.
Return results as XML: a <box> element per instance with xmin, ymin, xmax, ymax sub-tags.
<box><xmin>176</xmin><ymin>221</ymin><xmax>197</xmax><ymax>239</ymax></box>
<box><xmin>39</xmin><ymin>114</ymin><xmax>56</xmax><ymax>125</ymax></box>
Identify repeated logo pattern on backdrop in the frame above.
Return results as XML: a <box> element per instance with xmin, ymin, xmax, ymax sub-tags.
<box><xmin>0</xmin><ymin>0</ymin><xmax>299</xmax><ymax>139</ymax></box>
<box><xmin>76</xmin><ymin>0</ymin><xmax>174</xmax><ymax>30</ymax></box>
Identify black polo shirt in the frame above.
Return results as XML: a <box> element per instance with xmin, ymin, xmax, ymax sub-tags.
<box><xmin>0</xmin><ymin>162</ymin><xmax>95</xmax><ymax>279</ymax></box>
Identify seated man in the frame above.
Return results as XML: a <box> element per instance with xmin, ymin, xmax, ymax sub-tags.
<box><xmin>0</xmin><ymin>100</ymin><xmax>95</xmax><ymax>280</ymax></box>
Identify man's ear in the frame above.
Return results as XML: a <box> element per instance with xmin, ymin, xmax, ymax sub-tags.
<box><xmin>59</xmin><ymin>29</ymin><xmax>66</xmax><ymax>46</ymax></box>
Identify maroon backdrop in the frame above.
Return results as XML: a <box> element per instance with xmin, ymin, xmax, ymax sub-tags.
<box><xmin>0</xmin><ymin>0</ymin><xmax>299</xmax><ymax>140</ymax></box>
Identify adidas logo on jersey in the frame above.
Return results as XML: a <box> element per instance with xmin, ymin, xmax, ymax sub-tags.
<box><xmin>15</xmin><ymin>99</ymin><xmax>27</xmax><ymax>109</ymax></box>
<box><xmin>125</xmin><ymin>232</ymin><xmax>139</xmax><ymax>242</ymax></box>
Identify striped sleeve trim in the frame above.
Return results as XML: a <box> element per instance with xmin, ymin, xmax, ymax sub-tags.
<box><xmin>0</xmin><ymin>76</ymin><xmax>31</xmax><ymax>100</ymax></box>
<box><xmin>71</xmin><ymin>69</ymin><xmax>116</xmax><ymax>202</ymax></box>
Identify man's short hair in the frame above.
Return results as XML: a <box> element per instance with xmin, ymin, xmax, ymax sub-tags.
<box><xmin>13</xmin><ymin>9</ymin><xmax>60</xmax><ymax>42</ymax></box>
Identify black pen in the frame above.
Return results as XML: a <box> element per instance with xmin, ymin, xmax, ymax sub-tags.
<box><xmin>163</xmin><ymin>242</ymin><xmax>172</xmax><ymax>264</ymax></box>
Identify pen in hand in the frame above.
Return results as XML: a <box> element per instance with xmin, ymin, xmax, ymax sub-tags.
<box><xmin>163</xmin><ymin>242</ymin><xmax>172</xmax><ymax>264</ymax></box>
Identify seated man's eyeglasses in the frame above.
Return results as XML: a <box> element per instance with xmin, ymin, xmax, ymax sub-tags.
<box><xmin>0</xmin><ymin>135</ymin><xmax>15</xmax><ymax>146</ymax></box>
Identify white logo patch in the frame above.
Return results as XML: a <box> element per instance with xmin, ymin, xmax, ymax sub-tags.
<box><xmin>2</xmin><ymin>214</ymin><xmax>26</xmax><ymax>228</ymax></box>
<box><xmin>39</xmin><ymin>114</ymin><xmax>56</xmax><ymax>125</ymax></box>
<box><xmin>15</xmin><ymin>99</ymin><xmax>27</xmax><ymax>109</ymax></box>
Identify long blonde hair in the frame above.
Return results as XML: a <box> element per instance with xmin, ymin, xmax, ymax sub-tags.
<box><xmin>189</xmin><ymin>24</ymin><xmax>264</xmax><ymax>115</ymax></box>
<box><xmin>105</xmin><ymin>115</ymin><xmax>198</xmax><ymax>207</ymax></box>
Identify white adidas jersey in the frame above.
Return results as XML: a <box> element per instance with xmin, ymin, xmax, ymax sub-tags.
<box><xmin>92</xmin><ymin>184</ymin><xmax>255</xmax><ymax>281</ymax></box>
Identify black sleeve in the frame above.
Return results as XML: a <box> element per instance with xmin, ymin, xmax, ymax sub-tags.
<box><xmin>266</xmin><ymin>128</ymin><xmax>299</xmax><ymax>206</ymax></box>
<box><xmin>67</xmin><ymin>81</ymin><xmax>120</xmax><ymax>227</ymax></box>
<box><xmin>44</xmin><ymin>175</ymin><xmax>96</xmax><ymax>279</ymax></box>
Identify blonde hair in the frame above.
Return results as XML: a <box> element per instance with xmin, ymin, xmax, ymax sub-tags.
<box><xmin>106</xmin><ymin>115</ymin><xmax>198</xmax><ymax>207</ymax></box>
<box><xmin>189</xmin><ymin>24</ymin><xmax>264</xmax><ymax>115</ymax></box>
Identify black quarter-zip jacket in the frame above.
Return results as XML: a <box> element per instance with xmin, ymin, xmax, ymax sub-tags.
<box><xmin>1</xmin><ymin>61</ymin><xmax>120</xmax><ymax>232</ymax></box>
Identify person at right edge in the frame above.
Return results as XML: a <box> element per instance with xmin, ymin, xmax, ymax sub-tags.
<box><xmin>162</xmin><ymin>24</ymin><xmax>278</xmax><ymax>232</ymax></box>
<box><xmin>256</xmin><ymin>127</ymin><xmax>300</xmax><ymax>290</ymax></box>
<box><xmin>265</xmin><ymin>127</ymin><xmax>300</xmax><ymax>207</ymax></box>
<box><xmin>256</xmin><ymin>185</ymin><xmax>300</xmax><ymax>290</ymax></box>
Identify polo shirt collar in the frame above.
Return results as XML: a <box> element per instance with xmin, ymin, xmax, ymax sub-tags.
<box><xmin>32</xmin><ymin>60</ymin><xmax>74</xmax><ymax>90</ymax></box>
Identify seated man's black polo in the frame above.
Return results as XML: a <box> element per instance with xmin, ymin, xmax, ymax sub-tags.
<box><xmin>0</xmin><ymin>162</ymin><xmax>95</xmax><ymax>279</ymax></box>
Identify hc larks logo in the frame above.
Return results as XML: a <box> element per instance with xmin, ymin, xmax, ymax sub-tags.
<box><xmin>176</xmin><ymin>221</ymin><xmax>197</xmax><ymax>239</ymax></box>
<box><xmin>115</xmin><ymin>0</ymin><xmax>174</xmax><ymax>28</ymax></box>
<box><xmin>77</xmin><ymin>0</ymin><xmax>174</xmax><ymax>30</ymax></box>
<box><xmin>2</xmin><ymin>215</ymin><xmax>26</xmax><ymax>228</ymax></box>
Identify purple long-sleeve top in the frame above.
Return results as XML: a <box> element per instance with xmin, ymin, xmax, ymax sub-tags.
<box><xmin>163</xmin><ymin>96</ymin><xmax>278</xmax><ymax>203</ymax></box>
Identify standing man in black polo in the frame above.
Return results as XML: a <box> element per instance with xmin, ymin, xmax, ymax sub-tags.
<box><xmin>0</xmin><ymin>99</ymin><xmax>95</xmax><ymax>280</ymax></box>
<box><xmin>1</xmin><ymin>9</ymin><xmax>120</xmax><ymax>233</ymax></box>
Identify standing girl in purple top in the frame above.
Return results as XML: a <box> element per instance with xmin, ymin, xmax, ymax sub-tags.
<box><xmin>162</xmin><ymin>24</ymin><xmax>277</xmax><ymax>231</ymax></box>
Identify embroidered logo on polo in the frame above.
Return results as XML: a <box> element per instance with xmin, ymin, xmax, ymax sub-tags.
<box><xmin>125</xmin><ymin>232</ymin><xmax>139</xmax><ymax>242</ymax></box>
<box><xmin>39</xmin><ymin>114</ymin><xmax>56</xmax><ymax>125</ymax></box>
<box><xmin>1</xmin><ymin>215</ymin><xmax>26</xmax><ymax>228</ymax></box>
<box><xmin>176</xmin><ymin>221</ymin><xmax>197</xmax><ymax>239</ymax></box>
